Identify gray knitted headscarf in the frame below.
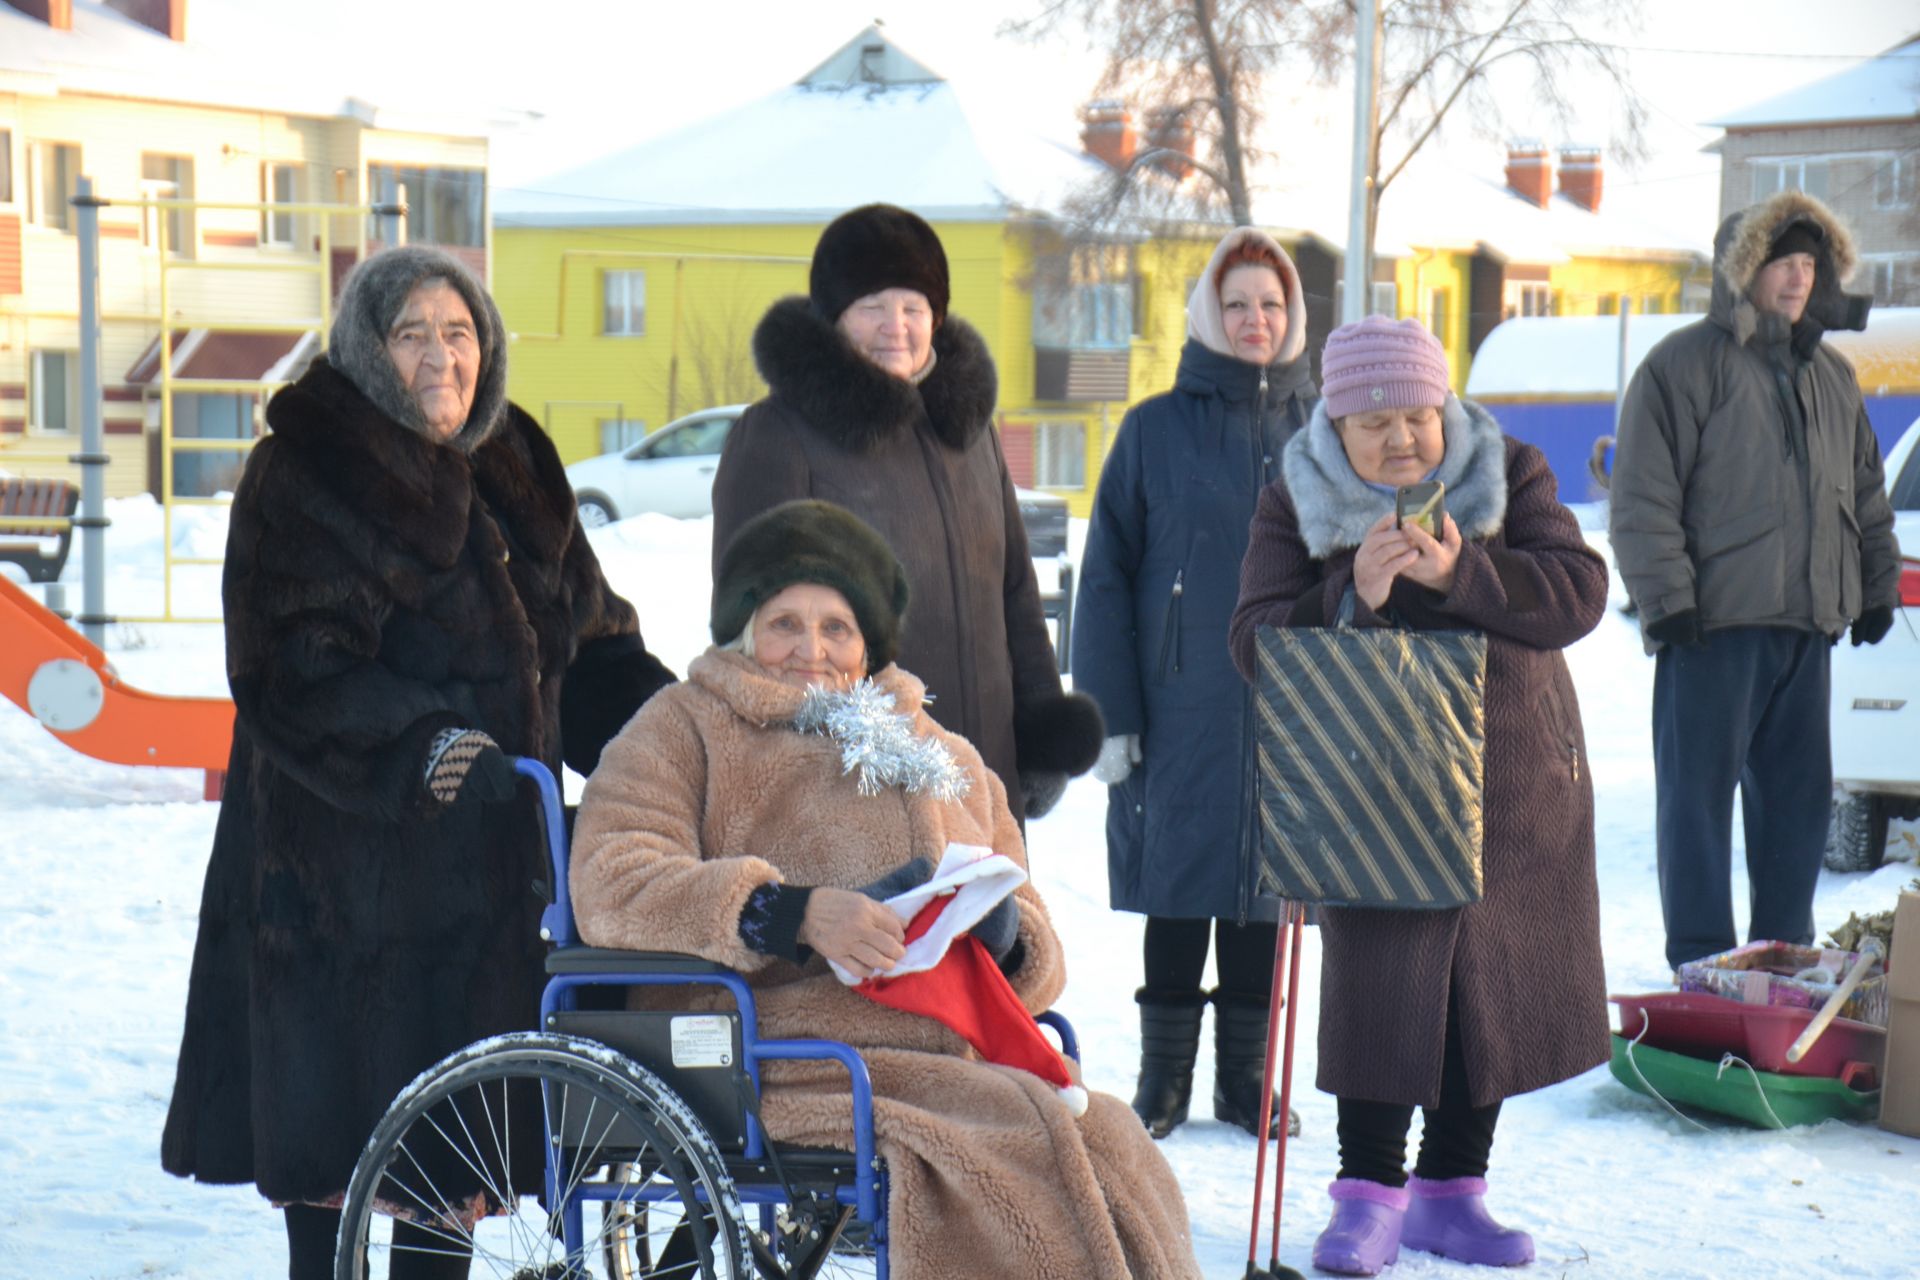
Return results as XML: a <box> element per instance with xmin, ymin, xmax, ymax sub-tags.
<box><xmin>328</xmin><ymin>245</ymin><xmax>509</xmax><ymax>452</ymax></box>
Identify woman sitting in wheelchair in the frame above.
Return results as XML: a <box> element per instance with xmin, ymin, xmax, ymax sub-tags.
<box><xmin>573</xmin><ymin>500</ymin><xmax>1203</xmax><ymax>1279</ymax></box>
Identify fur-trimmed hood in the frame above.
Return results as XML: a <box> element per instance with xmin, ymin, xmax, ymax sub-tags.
<box><xmin>1281</xmin><ymin>395</ymin><xmax>1508</xmax><ymax>559</ymax></box>
<box><xmin>1711</xmin><ymin>190</ymin><xmax>1869</xmax><ymax>350</ymax></box>
<box><xmin>751</xmin><ymin>296</ymin><xmax>999</xmax><ymax>453</ymax></box>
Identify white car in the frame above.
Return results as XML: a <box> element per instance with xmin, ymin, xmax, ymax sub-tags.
<box><xmin>563</xmin><ymin>406</ymin><xmax>1073</xmax><ymax>560</ymax></box>
<box><xmin>1827</xmin><ymin>412</ymin><xmax>1920</xmax><ymax>871</ymax></box>
<box><xmin>565</xmin><ymin>406</ymin><xmax>746</xmax><ymax>526</ymax></box>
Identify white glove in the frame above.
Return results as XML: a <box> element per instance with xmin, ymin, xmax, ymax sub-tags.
<box><xmin>1092</xmin><ymin>734</ymin><xmax>1143</xmax><ymax>786</ymax></box>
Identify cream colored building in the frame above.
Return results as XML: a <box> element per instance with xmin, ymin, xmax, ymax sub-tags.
<box><xmin>0</xmin><ymin>0</ymin><xmax>519</xmax><ymax>496</ymax></box>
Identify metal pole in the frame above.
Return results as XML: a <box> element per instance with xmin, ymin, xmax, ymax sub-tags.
<box><xmin>73</xmin><ymin>176</ymin><xmax>111</xmax><ymax>645</ymax></box>
<box><xmin>1342</xmin><ymin>0</ymin><xmax>1378</xmax><ymax>324</ymax></box>
<box><xmin>1613</xmin><ymin>296</ymin><xmax>1634</xmax><ymax>430</ymax></box>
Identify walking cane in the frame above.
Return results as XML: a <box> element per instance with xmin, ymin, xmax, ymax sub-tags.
<box><xmin>1243</xmin><ymin>900</ymin><xmax>1307</xmax><ymax>1280</ymax></box>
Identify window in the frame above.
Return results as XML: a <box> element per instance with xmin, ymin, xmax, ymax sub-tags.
<box><xmin>600</xmin><ymin>418</ymin><xmax>648</xmax><ymax>454</ymax></box>
<box><xmin>1875</xmin><ymin>154</ymin><xmax>1917</xmax><ymax>210</ymax></box>
<box><xmin>1598</xmin><ymin>294</ymin><xmax>1619</xmax><ymax>316</ymax></box>
<box><xmin>1641</xmin><ymin>294</ymin><xmax>1665</xmax><ymax>316</ymax></box>
<box><xmin>27</xmin><ymin>141</ymin><xmax>79</xmax><ymax>230</ymax></box>
<box><xmin>261</xmin><ymin>162</ymin><xmax>299</xmax><ymax>247</ymax></box>
<box><xmin>1862</xmin><ymin>256</ymin><xmax>1920</xmax><ymax>307</ymax></box>
<box><xmin>1371</xmin><ymin>282</ymin><xmax>1398</xmax><ymax>316</ymax></box>
<box><xmin>0</xmin><ymin>129</ymin><xmax>12</xmax><ymax>203</ymax></box>
<box><xmin>171</xmin><ymin>393</ymin><xmax>253</xmax><ymax>497</ymax></box>
<box><xmin>141</xmin><ymin>153</ymin><xmax>194</xmax><ymax>255</ymax></box>
<box><xmin>1751</xmin><ymin>158</ymin><xmax>1828</xmax><ymax>203</ymax></box>
<box><xmin>603</xmin><ymin>270</ymin><xmax>646</xmax><ymax>336</ymax></box>
<box><xmin>366</xmin><ymin>164</ymin><xmax>485</xmax><ymax>247</ymax></box>
<box><xmin>643</xmin><ymin>415</ymin><xmax>732</xmax><ymax>458</ymax></box>
<box><xmin>1034</xmin><ymin>421</ymin><xmax>1086</xmax><ymax>489</ymax></box>
<box><xmin>30</xmin><ymin>350</ymin><xmax>78</xmax><ymax>434</ymax></box>
<box><xmin>1503</xmin><ymin>281</ymin><xmax>1552</xmax><ymax>319</ymax></box>
<box><xmin>1032</xmin><ymin>281</ymin><xmax>1132</xmax><ymax>349</ymax></box>
<box><xmin>1427</xmin><ymin>288</ymin><xmax>1452</xmax><ymax>348</ymax></box>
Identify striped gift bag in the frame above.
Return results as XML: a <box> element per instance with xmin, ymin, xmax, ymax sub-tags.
<box><xmin>1252</xmin><ymin>624</ymin><xmax>1487</xmax><ymax>909</ymax></box>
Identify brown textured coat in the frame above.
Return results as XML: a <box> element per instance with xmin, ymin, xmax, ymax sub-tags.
<box><xmin>1230</xmin><ymin>427</ymin><xmax>1611</xmax><ymax>1109</ymax></box>
<box><xmin>572</xmin><ymin>652</ymin><xmax>1200</xmax><ymax>1279</ymax></box>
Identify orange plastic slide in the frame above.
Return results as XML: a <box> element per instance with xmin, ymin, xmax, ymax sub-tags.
<box><xmin>0</xmin><ymin>572</ymin><xmax>233</xmax><ymax>794</ymax></box>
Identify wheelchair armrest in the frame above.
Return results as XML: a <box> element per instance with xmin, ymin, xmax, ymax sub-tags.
<box><xmin>1036</xmin><ymin>1009</ymin><xmax>1080</xmax><ymax>1063</ymax></box>
<box><xmin>546</xmin><ymin>947</ymin><xmax>734</xmax><ymax>976</ymax></box>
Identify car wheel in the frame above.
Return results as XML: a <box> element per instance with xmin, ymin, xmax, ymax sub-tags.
<box><xmin>576</xmin><ymin>494</ymin><xmax>616</xmax><ymax>529</ymax></box>
<box><xmin>1824</xmin><ymin>790</ymin><xmax>1891</xmax><ymax>873</ymax></box>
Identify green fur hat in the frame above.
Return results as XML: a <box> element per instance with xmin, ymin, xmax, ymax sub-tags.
<box><xmin>710</xmin><ymin>501</ymin><xmax>910</xmax><ymax>670</ymax></box>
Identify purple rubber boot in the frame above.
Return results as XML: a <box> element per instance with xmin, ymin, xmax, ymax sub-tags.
<box><xmin>1401</xmin><ymin>1176</ymin><xmax>1535</xmax><ymax>1267</ymax></box>
<box><xmin>1311</xmin><ymin>1179</ymin><xmax>1410</xmax><ymax>1276</ymax></box>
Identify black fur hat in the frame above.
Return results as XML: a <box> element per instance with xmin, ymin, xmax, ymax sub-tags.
<box><xmin>711</xmin><ymin>501</ymin><xmax>910</xmax><ymax>671</ymax></box>
<box><xmin>809</xmin><ymin>204</ymin><xmax>950</xmax><ymax>325</ymax></box>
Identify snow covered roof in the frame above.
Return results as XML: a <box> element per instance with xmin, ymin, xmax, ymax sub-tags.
<box><xmin>494</xmin><ymin>26</ymin><xmax>1105</xmax><ymax>228</ymax></box>
<box><xmin>0</xmin><ymin>0</ymin><xmax>530</xmax><ymax>135</ymax></box>
<box><xmin>1706</xmin><ymin>37</ymin><xmax>1920</xmax><ymax>129</ymax></box>
<box><xmin>1466</xmin><ymin>307</ymin><xmax>1920</xmax><ymax>397</ymax></box>
<box><xmin>1376</xmin><ymin>168</ymin><xmax>1709</xmax><ymax>266</ymax></box>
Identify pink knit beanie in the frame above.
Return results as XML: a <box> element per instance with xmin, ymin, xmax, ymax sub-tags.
<box><xmin>1320</xmin><ymin>315</ymin><xmax>1451</xmax><ymax>420</ymax></box>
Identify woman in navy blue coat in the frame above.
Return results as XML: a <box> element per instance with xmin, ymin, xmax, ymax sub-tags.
<box><xmin>1072</xmin><ymin>228</ymin><xmax>1317</xmax><ymax>1139</ymax></box>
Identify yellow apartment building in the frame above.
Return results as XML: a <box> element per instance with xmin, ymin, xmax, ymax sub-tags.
<box><xmin>494</xmin><ymin>27</ymin><xmax>1707</xmax><ymax>514</ymax></box>
<box><xmin>0</xmin><ymin>0</ymin><xmax>518</xmax><ymax>497</ymax></box>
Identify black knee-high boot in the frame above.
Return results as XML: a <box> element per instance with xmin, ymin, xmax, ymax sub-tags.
<box><xmin>1131</xmin><ymin>988</ymin><xmax>1208</xmax><ymax>1139</ymax></box>
<box><xmin>1211</xmin><ymin>988</ymin><xmax>1301</xmax><ymax>1139</ymax></box>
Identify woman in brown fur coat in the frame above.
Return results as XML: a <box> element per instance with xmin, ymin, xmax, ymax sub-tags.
<box><xmin>573</xmin><ymin>501</ymin><xmax>1202</xmax><ymax>1280</ymax></box>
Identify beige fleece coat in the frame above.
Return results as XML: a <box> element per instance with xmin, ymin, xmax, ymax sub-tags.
<box><xmin>573</xmin><ymin>651</ymin><xmax>1200</xmax><ymax>1280</ymax></box>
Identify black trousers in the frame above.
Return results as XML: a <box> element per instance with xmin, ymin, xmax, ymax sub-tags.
<box><xmin>1335</xmin><ymin>996</ymin><xmax>1500</xmax><ymax>1187</ymax></box>
<box><xmin>1142</xmin><ymin>915</ymin><xmax>1278</xmax><ymax>998</ymax></box>
<box><xmin>286</xmin><ymin>1204</ymin><xmax>472</xmax><ymax>1280</ymax></box>
<box><xmin>1653</xmin><ymin>626</ymin><xmax>1831</xmax><ymax>970</ymax></box>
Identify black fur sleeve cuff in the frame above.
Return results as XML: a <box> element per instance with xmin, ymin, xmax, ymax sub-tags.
<box><xmin>738</xmin><ymin>882</ymin><xmax>814</xmax><ymax>963</ymax></box>
<box><xmin>1013</xmin><ymin>690</ymin><xmax>1105</xmax><ymax>776</ymax></box>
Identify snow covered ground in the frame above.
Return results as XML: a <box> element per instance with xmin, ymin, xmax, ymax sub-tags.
<box><xmin>3</xmin><ymin>497</ymin><xmax>1918</xmax><ymax>1279</ymax></box>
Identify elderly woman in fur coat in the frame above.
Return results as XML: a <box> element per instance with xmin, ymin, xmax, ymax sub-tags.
<box><xmin>160</xmin><ymin>246</ymin><xmax>675</xmax><ymax>1279</ymax></box>
<box><xmin>1228</xmin><ymin>317</ymin><xmax>1609</xmax><ymax>1277</ymax></box>
<box><xmin>573</xmin><ymin>500</ymin><xmax>1202</xmax><ymax>1280</ymax></box>
<box><xmin>711</xmin><ymin>203</ymin><xmax>1102</xmax><ymax>825</ymax></box>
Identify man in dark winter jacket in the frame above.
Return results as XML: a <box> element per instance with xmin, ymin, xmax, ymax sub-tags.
<box><xmin>1611</xmin><ymin>191</ymin><xmax>1901</xmax><ymax>970</ymax></box>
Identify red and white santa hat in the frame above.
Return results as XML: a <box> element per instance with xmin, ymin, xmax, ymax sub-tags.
<box><xmin>833</xmin><ymin>843</ymin><xmax>1088</xmax><ymax>1116</ymax></box>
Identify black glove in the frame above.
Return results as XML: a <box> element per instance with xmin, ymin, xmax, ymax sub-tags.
<box><xmin>423</xmin><ymin>728</ymin><xmax>517</xmax><ymax>807</ymax></box>
<box><xmin>1851</xmin><ymin>605</ymin><xmax>1894</xmax><ymax>648</ymax></box>
<box><xmin>971</xmin><ymin>894</ymin><xmax>1020</xmax><ymax>961</ymax></box>
<box><xmin>1646</xmin><ymin>608</ymin><xmax>1702</xmax><ymax>649</ymax></box>
<box><xmin>1020</xmin><ymin>770</ymin><xmax>1069</xmax><ymax>820</ymax></box>
<box><xmin>855</xmin><ymin>856</ymin><xmax>935</xmax><ymax>901</ymax></box>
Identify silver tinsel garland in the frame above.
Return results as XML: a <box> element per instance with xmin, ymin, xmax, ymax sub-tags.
<box><xmin>792</xmin><ymin>680</ymin><xmax>971</xmax><ymax>804</ymax></box>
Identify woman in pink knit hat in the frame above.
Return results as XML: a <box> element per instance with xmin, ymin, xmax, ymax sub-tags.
<box><xmin>1228</xmin><ymin>315</ymin><xmax>1610</xmax><ymax>1275</ymax></box>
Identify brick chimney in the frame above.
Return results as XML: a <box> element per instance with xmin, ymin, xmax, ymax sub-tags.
<box><xmin>103</xmin><ymin>0</ymin><xmax>187</xmax><ymax>39</ymax></box>
<box><xmin>1504</xmin><ymin>141</ymin><xmax>1551</xmax><ymax>210</ymax></box>
<box><xmin>1145</xmin><ymin>106</ymin><xmax>1195</xmax><ymax>181</ymax></box>
<box><xmin>1081</xmin><ymin>100</ymin><xmax>1137</xmax><ymax>173</ymax></box>
<box><xmin>1558</xmin><ymin>146</ymin><xmax>1603</xmax><ymax>213</ymax></box>
<box><xmin>3</xmin><ymin>0</ymin><xmax>74</xmax><ymax>30</ymax></box>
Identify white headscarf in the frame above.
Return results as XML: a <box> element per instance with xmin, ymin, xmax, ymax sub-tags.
<box><xmin>1186</xmin><ymin>226</ymin><xmax>1309</xmax><ymax>365</ymax></box>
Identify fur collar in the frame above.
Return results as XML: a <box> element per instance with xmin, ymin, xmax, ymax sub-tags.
<box><xmin>751</xmin><ymin>296</ymin><xmax>999</xmax><ymax>452</ymax></box>
<box><xmin>688</xmin><ymin>649</ymin><xmax>924</xmax><ymax>726</ymax></box>
<box><xmin>1710</xmin><ymin>190</ymin><xmax>1869</xmax><ymax>350</ymax></box>
<box><xmin>265</xmin><ymin>360</ymin><xmax>573</xmax><ymax>569</ymax></box>
<box><xmin>1281</xmin><ymin>395</ymin><xmax>1508</xmax><ymax>559</ymax></box>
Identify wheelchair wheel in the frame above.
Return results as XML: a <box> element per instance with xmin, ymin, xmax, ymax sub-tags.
<box><xmin>337</xmin><ymin>1032</ymin><xmax>752</xmax><ymax>1279</ymax></box>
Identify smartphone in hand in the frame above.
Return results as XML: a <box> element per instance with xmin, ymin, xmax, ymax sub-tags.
<box><xmin>1395</xmin><ymin>481</ymin><xmax>1446</xmax><ymax>539</ymax></box>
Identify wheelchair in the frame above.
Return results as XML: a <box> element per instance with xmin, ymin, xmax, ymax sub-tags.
<box><xmin>336</xmin><ymin>756</ymin><xmax>1080</xmax><ymax>1279</ymax></box>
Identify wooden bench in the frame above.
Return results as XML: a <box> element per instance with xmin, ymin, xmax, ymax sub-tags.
<box><xmin>0</xmin><ymin>477</ymin><xmax>80</xmax><ymax>584</ymax></box>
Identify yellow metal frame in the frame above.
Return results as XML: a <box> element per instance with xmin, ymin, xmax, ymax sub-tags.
<box><xmin>117</xmin><ymin>196</ymin><xmax>392</xmax><ymax>624</ymax></box>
